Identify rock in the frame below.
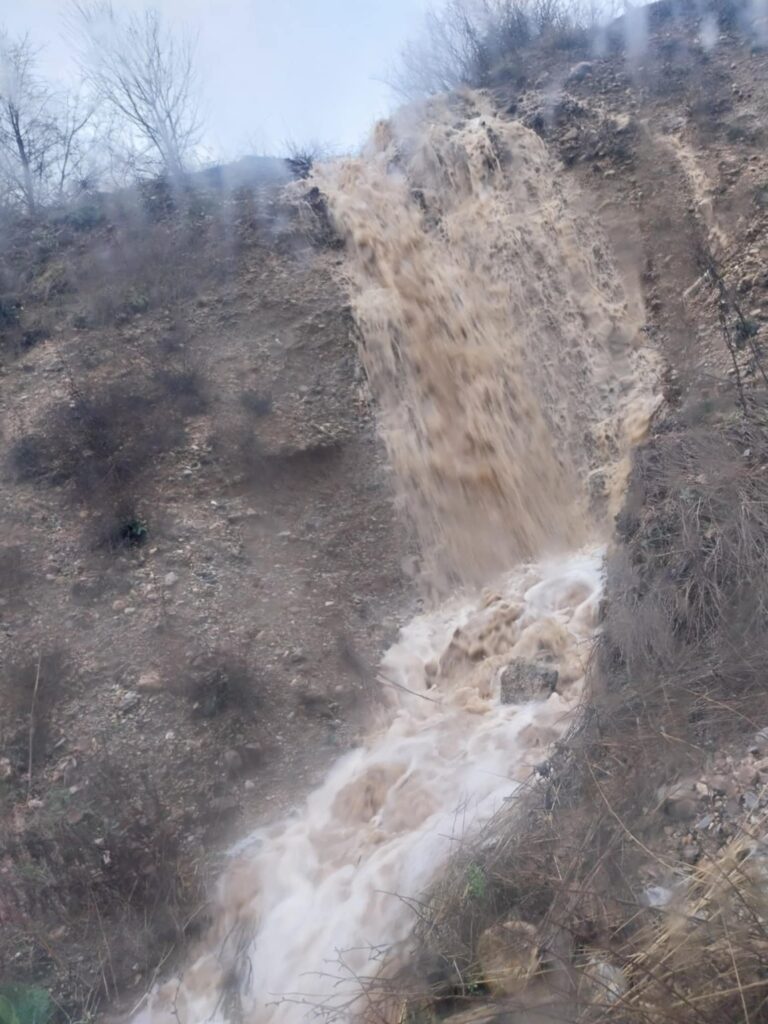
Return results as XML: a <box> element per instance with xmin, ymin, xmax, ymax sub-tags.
<box><xmin>500</xmin><ymin>660</ymin><xmax>558</xmax><ymax>704</ymax></box>
<box><xmin>0</xmin><ymin>757</ymin><xmax>12</xmax><ymax>780</ymax></box>
<box><xmin>163</xmin><ymin>572</ymin><xmax>179</xmax><ymax>588</ymax></box>
<box><xmin>694</xmin><ymin>814</ymin><xmax>712</xmax><ymax>831</ymax></box>
<box><xmin>682</xmin><ymin>843</ymin><xmax>701</xmax><ymax>864</ymax></box>
<box><xmin>752</xmin><ymin>727</ymin><xmax>768</xmax><ymax>753</ymax></box>
<box><xmin>119</xmin><ymin>691</ymin><xmax>141</xmax><ymax>714</ymax></box>
<box><xmin>477</xmin><ymin>920</ymin><xmax>539</xmax><ymax>997</ymax></box>
<box><xmin>137</xmin><ymin>670</ymin><xmax>163</xmax><ymax>691</ymax></box>
<box><xmin>223</xmin><ymin>749</ymin><xmax>243</xmax><ymax>776</ymax></box>
<box><xmin>566</xmin><ymin>60</ymin><xmax>593</xmax><ymax>84</ymax></box>
<box><xmin>578</xmin><ymin>957</ymin><xmax>627</xmax><ymax>1006</ymax></box>
<box><xmin>707</xmin><ymin>774</ymin><xmax>735</xmax><ymax>797</ymax></box>
<box><xmin>662</xmin><ymin>782</ymin><xmax>698</xmax><ymax>822</ymax></box>
<box><xmin>612</xmin><ymin>112</ymin><xmax>634</xmax><ymax>133</ymax></box>
<box><xmin>736</xmin><ymin>764</ymin><xmax>759</xmax><ymax>787</ymax></box>
<box><xmin>665</xmin><ymin>796</ymin><xmax>698</xmax><ymax>821</ymax></box>
<box><xmin>643</xmin><ymin>885</ymin><xmax>673</xmax><ymax>907</ymax></box>
<box><xmin>743</xmin><ymin>790</ymin><xmax>760</xmax><ymax>811</ymax></box>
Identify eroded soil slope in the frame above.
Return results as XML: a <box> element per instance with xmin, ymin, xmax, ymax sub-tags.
<box><xmin>0</xmin><ymin>183</ymin><xmax>408</xmax><ymax>1008</ymax></box>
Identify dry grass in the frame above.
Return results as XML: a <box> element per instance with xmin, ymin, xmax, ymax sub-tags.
<box><xmin>0</xmin><ymin>753</ymin><xmax>208</xmax><ymax>1021</ymax></box>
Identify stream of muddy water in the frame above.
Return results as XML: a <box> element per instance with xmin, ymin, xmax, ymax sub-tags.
<box><xmin>135</xmin><ymin>92</ymin><xmax>659</xmax><ymax>1024</ymax></box>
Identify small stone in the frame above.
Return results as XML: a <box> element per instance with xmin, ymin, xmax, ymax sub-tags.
<box><xmin>137</xmin><ymin>670</ymin><xmax>163</xmax><ymax>691</ymax></box>
<box><xmin>643</xmin><ymin>885</ymin><xmax>673</xmax><ymax>907</ymax></box>
<box><xmin>663</xmin><ymin>784</ymin><xmax>698</xmax><ymax>822</ymax></box>
<box><xmin>578</xmin><ymin>958</ymin><xmax>626</xmax><ymax>1007</ymax></box>
<box><xmin>223</xmin><ymin>749</ymin><xmax>243</xmax><ymax>776</ymax></box>
<box><xmin>694</xmin><ymin>815</ymin><xmax>712</xmax><ymax>831</ymax></box>
<box><xmin>736</xmin><ymin>764</ymin><xmax>759</xmax><ymax>787</ymax></box>
<box><xmin>163</xmin><ymin>572</ymin><xmax>179</xmax><ymax>588</ymax></box>
<box><xmin>707</xmin><ymin>775</ymin><xmax>734</xmax><ymax>797</ymax></box>
<box><xmin>682</xmin><ymin>844</ymin><xmax>701</xmax><ymax>864</ymax></box>
<box><xmin>0</xmin><ymin>757</ymin><xmax>12</xmax><ymax>780</ymax></box>
<box><xmin>743</xmin><ymin>790</ymin><xmax>760</xmax><ymax>811</ymax></box>
<box><xmin>244</xmin><ymin>779</ymin><xmax>256</xmax><ymax>791</ymax></box>
<box><xmin>164</xmin><ymin>730</ymin><xmax>175</xmax><ymax>741</ymax></box>
<box><xmin>119</xmin><ymin>692</ymin><xmax>141</xmax><ymax>714</ymax></box>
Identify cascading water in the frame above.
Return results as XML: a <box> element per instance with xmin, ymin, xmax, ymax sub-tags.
<box><xmin>135</xmin><ymin>92</ymin><xmax>659</xmax><ymax>1024</ymax></box>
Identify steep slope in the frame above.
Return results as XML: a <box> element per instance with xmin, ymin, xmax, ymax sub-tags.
<box><xmin>0</xmin><ymin>184</ymin><xmax>408</xmax><ymax>1011</ymax></box>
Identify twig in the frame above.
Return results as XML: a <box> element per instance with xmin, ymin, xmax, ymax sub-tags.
<box><xmin>376</xmin><ymin>672</ymin><xmax>441</xmax><ymax>703</ymax></box>
<box><xmin>27</xmin><ymin>650</ymin><xmax>42</xmax><ymax>800</ymax></box>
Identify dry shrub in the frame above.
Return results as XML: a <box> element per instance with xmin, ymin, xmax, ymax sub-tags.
<box><xmin>9</xmin><ymin>380</ymin><xmax>176</xmax><ymax>550</ymax></box>
<box><xmin>0</xmin><ymin>653</ymin><xmax>69</xmax><ymax>778</ymax></box>
<box><xmin>7</xmin><ymin>361</ymin><xmax>207</xmax><ymax>548</ymax></box>
<box><xmin>184</xmin><ymin>653</ymin><xmax>260</xmax><ymax>720</ymax></box>
<box><xmin>611</xmin><ymin>824</ymin><xmax>768</xmax><ymax>1023</ymax></box>
<box><xmin>0</xmin><ymin>546</ymin><xmax>28</xmax><ymax>601</ymax></box>
<box><xmin>0</xmin><ymin>755</ymin><xmax>206</xmax><ymax>1017</ymax></box>
<box><xmin>391</xmin><ymin>0</ymin><xmax>594</xmax><ymax>99</ymax></box>
<box><xmin>75</xmin><ymin>210</ymin><xmax>228</xmax><ymax>326</ymax></box>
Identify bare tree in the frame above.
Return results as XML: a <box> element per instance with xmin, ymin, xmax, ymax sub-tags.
<box><xmin>0</xmin><ymin>32</ymin><xmax>58</xmax><ymax>213</ymax></box>
<box><xmin>52</xmin><ymin>91</ymin><xmax>99</xmax><ymax>198</ymax></box>
<box><xmin>72</xmin><ymin>2</ymin><xmax>202</xmax><ymax>181</ymax></box>
<box><xmin>0</xmin><ymin>30</ymin><xmax>98</xmax><ymax>214</ymax></box>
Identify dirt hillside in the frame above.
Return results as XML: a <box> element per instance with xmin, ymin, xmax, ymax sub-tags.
<box><xmin>0</xmin><ymin>181</ymin><xmax>409</xmax><ymax>1011</ymax></box>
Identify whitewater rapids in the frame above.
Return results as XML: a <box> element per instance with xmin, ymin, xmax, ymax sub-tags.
<box><xmin>136</xmin><ymin>549</ymin><xmax>603</xmax><ymax>1024</ymax></box>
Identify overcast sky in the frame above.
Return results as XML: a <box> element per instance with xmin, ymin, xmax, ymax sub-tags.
<box><xmin>3</xmin><ymin>0</ymin><xmax>433</xmax><ymax>158</ymax></box>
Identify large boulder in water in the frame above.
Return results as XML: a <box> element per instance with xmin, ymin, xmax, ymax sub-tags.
<box><xmin>500</xmin><ymin>660</ymin><xmax>558</xmax><ymax>703</ymax></box>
